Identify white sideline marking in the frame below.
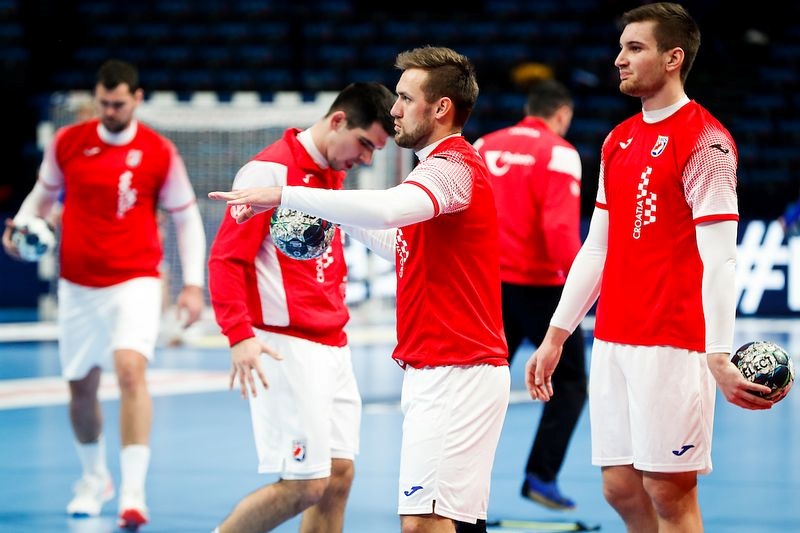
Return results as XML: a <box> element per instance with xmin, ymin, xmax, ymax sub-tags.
<box><xmin>0</xmin><ymin>320</ymin><xmax>398</xmax><ymax>346</ymax></box>
<box><xmin>0</xmin><ymin>369</ymin><xmax>229</xmax><ymax>411</ymax></box>
<box><xmin>0</xmin><ymin>321</ymin><xmax>58</xmax><ymax>342</ymax></box>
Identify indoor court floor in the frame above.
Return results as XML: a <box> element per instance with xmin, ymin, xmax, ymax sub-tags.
<box><xmin>0</xmin><ymin>314</ymin><xmax>798</xmax><ymax>533</ymax></box>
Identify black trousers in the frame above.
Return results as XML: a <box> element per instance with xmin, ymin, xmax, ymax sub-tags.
<box><xmin>501</xmin><ymin>282</ymin><xmax>588</xmax><ymax>482</ymax></box>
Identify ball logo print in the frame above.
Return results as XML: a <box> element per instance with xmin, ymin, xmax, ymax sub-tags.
<box><xmin>731</xmin><ymin>340</ymin><xmax>795</xmax><ymax>402</ymax></box>
<box><xmin>269</xmin><ymin>207</ymin><xmax>335</xmax><ymax>260</ymax></box>
<box><xmin>11</xmin><ymin>217</ymin><xmax>56</xmax><ymax>262</ymax></box>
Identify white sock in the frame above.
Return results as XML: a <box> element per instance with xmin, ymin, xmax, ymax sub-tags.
<box><xmin>120</xmin><ymin>444</ymin><xmax>150</xmax><ymax>494</ymax></box>
<box><xmin>74</xmin><ymin>435</ymin><xmax>109</xmax><ymax>478</ymax></box>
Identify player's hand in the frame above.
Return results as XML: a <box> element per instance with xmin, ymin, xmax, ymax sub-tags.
<box><xmin>1</xmin><ymin>218</ymin><xmax>21</xmax><ymax>260</ymax></box>
<box><xmin>706</xmin><ymin>352</ymin><xmax>773</xmax><ymax>410</ymax></box>
<box><xmin>525</xmin><ymin>326</ymin><xmax>570</xmax><ymax>401</ymax></box>
<box><xmin>208</xmin><ymin>187</ymin><xmax>283</xmax><ymax>224</ymax></box>
<box><xmin>175</xmin><ymin>285</ymin><xmax>204</xmax><ymax>328</ymax></box>
<box><xmin>229</xmin><ymin>337</ymin><xmax>283</xmax><ymax>399</ymax></box>
<box><xmin>526</xmin><ymin>344</ymin><xmax>560</xmax><ymax>402</ymax></box>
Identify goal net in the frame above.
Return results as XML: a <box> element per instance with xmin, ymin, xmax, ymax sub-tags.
<box><xmin>40</xmin><ymin>91</ymin><xmax>409</xmax><ymax>340</ymax></box>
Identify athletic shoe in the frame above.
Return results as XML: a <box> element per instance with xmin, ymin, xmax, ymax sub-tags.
<box><xmin>521</xmin><ymin>473</ymin><xmax>576</xmax><ymax>510</ymax></box>
<box><xmin>118</xmin><ymin>488</ymin><xmax>149</xmax><ymax>530</ymax></box>
<box><xmin>66</xmin><ymin>472</ymin><xmax>115</xmax><ymax>517</ymax></box>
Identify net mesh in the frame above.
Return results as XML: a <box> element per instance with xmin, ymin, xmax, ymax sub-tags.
<box><xmin>41</xmin><ymin>91</ymin><xmax>408</xmax><ymax>327</ymax></box>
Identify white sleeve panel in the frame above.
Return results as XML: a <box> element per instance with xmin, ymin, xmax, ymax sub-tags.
<box><xmin>406</xmin><ymin>154</ymin><xmax>473</xmax><ymax>214</ymax></box>
<box><xmin>595</xmin><ymin>160</ymin><xmax>607</xmax><ymax>205</ymax></box>
<box><xmin>697</xmin><ymin>220</ymin><xmax>737</xmax><ymax>354</ymax></box>
<box><xmin>158</xmin><ymin>150</ymin><xmax>198</xmax><ymax>212</ymax></box>
<box><xmin>233</xmin><ymin>160</ymin><xmax>288</xmax><ymax>189</ymax></box>
<box><xmin>340</xmin><ymin>225</ymin><xmax>397</xmax><ymax>263</ymax></box>
<box><xmin>282</xmin><ymin>183</ymin><xmax>435</xmax><ymax>229</ymax></box>
<box><xmin>684</xmin><ymin>127</ymin><xmax>739</xmax><ymax>219</ymax></box>
<box><xmin>547</xmin><ymin>145</ymin><xmax>582</xmax><ymax>180</ymax></box>
<box><xmin>169</xmin><ymin>203</ymin><xmax>207</xmax><ymax>287</ymax></box>
<box><xmin>550</xmin><ymin>208</ymin><xmax>608</xmax><ymax>333</ymax></box>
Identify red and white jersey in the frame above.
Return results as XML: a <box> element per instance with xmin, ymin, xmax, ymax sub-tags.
<box><xmin>594</xmin><ymin>100</ymin><xmax>738</xmax><ymax>351</ymax></box>
<box><xmin>41</xmin><ymin>119</ymin><xmax>197</xmax><ymax>287</ymax></box>
<box><xmin>393</xmin><ymin>136</ymin><xmax>508</xmax><ymax>368</ymax></box>
<box><xmin>474</xmin><ymin>116</ymin><xmax>582</xmax><ymax>286</ymax></box>
<box><xmin>208</xmin><ymin>128</ymin><xmax>350</xmax><ymax>348</ymax></box>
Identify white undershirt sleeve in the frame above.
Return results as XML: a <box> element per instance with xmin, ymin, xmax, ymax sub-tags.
<box><xmin>13</xmin><ymin>179</ymin><xmax>62</xmax><ymax>224</ymax></box>
<box><xmin>14</xmin><ymin>137</ymin><xmax>64</xmax><ymax>223</ymax></box>
<box><xmin>340</xmin><ymin>225</ymin><xmax>396</xmax><ymax>263</ymax></box>
<box><xmin>550</xmin><ymin>208</ymin><xmax>608</xmax><ymax>333</ymax></box>
<box><xmin>281</xmin><ymin>183</ymin><xmax>435</xmax><ymax>229</ymax></box>
<box><xmin>696</xmin><ymin>220</ymin><xmax>737</xmax><ymax>354</ymax></box>
<box><xmin>169</xmin><ymin>204</ymin><xmax>207</xmax><ymax>288</ymax></box>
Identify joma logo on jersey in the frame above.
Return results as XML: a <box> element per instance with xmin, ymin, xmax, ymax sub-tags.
<box><xmin>632</xmin><ymin>166</ymin><xmax>657</xmax><ymax>239</ymax></box>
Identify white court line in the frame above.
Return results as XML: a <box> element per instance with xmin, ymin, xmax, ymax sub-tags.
<box><xmin>0</xmin><ymin>369</ymin><xmax>229</xmax><ymax>411</ymax></box>
<box><xmin>0</xmin><ymin>321</ymin><xmax>59</xmax><ymax>342</ymax></box>
<box><xmin>5</xmin><ymin>317</ymin><xmax>800</xmax><ymax>345</ymax></box>
<box><xmin>0</xmin><ymin>319</ymin><xmax>398</xmax><ymax>346</ymax></box>
<box><xmin>0</xmin><ymin>368</ymin><xmax>534</xmax><ymax>412</ymax></box>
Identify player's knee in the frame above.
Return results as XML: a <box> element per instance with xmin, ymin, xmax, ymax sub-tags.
<box><xmin>331</xmin><ymin>458</ymin><xmax>354</xmax><ymax>482</ymax></box>
<box><xmin>328</xmin><ymin>459</ymin><xmax>355</xmax><ymax>495</ymax></box>
<box><xmin>295</xmin><ymin>477</ymin><xmax>330</xmax><ymax>507</ymax></box>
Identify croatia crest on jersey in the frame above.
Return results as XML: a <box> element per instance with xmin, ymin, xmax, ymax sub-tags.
<box><xmin>651</xmin><ymin>136</ymin><xmax>669</xmax><ymax>157</ymax></box>
<box><xmin>292</xmin><ymin>439</ymin><xmax>306</xmax><ymax>462</ymax></box>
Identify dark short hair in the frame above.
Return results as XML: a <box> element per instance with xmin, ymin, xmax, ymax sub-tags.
<box><xmin>96</xmin><ymin>59</ymin><xmax>140</xmax><ymax>92</ymax></box>
<box><xmin>327</xmin><ymin>82</ymin><xmax>395</xmax><ymax>136</ymax></box>
<box><xmin>525</xmin><ymin>79</ymin><xmax>573</xmax><ymax>119</ymax></box>
<box><xmin>621</xmin><ymin>2</ymin><xmax>701</xmax><ymax>84</ymax></box>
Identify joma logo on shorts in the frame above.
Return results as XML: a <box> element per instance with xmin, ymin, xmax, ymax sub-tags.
<box><xmin>403</xmin><ymin>486</ymin><xmax>423</xmax><ymax>497</ymax></box>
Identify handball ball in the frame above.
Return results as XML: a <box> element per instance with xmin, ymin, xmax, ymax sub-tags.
<box><xmin>269</xmin><ymin>207</ymin><xmax>335</xmax><ymax>260</ymax></box>
<box><xmin>732</xmin><ymin>340</ymin><xmax>795</xmax><ymax>402</ymax></box>
<box><xmin>11</xmin><ymin>216</ymin><xmax>56</xmax><ymax>262</ymax></box>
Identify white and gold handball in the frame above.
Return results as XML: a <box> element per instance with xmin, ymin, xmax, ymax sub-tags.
<box><xmin>269</xmin><ymin>207</ymin><xmax>335</xmax><ymax>260</ymax></box>
<box><xmin>11</xmin><ymin>216</ymin><xmax>56</xmax><ymax>262</ymax></box>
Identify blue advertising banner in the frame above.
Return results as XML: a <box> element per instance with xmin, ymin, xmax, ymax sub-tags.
<box><xmin>736</xmin><ymin>219</ymin><xmax>800</xmax><ymax>316</ymax></box>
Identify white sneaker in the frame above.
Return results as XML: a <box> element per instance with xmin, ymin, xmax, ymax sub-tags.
<box><xmin>118</xmin><ymin>488</ymin><xmax>149</xmax><ymax>530</ymax></box>
<box><xmin>66</xmin><ymin>472</ymin><xmax>115</xmax><ymax>517</ymax></box>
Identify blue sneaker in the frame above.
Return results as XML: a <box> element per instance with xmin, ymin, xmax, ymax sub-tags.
<box><xmin>521</xmin><ymin>473</ymin><xmax>576</xmax><ymax>510</ymax></box>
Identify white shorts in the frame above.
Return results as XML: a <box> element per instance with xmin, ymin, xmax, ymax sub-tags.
<box><xmin>58</xmin><ymin>277</ymin><xmax>162</xmax><ymax>380</ymax></box>
<box><xmin>397</xmin><ymin>364</ymin><xmax>510</xmax><ymax>523</ymax></box>
<box><xmin>589</xmin><ymin>340</ymin><xmax>716</xmax><ymax>474</ymax></box>
<box><xmin>248</xmin><ymin>330</ymin><xmax>361</xmax><ymax>480</ymax></box>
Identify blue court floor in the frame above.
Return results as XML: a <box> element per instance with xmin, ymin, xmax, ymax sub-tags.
<box><xmin>0</xmin><ymin>316</ymin><xmax>798</xmax><ymax>533</ymax></box>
